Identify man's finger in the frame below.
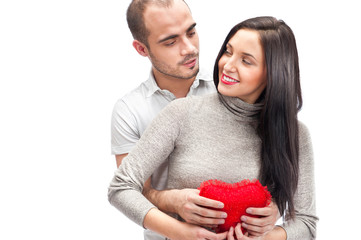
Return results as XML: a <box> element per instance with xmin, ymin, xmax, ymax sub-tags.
<box><xmin>190</xmin><ymin>194</ymin><xmax>224</xmax><ymax>209</ymax></box>
<box><xmin>192</xmin><ymin>204</ymin><xmax>227</xmax><ymax>219</ymax></box>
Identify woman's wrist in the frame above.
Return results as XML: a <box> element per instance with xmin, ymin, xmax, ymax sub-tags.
<box><xmin>262</xmin><ymin>226</ymin><xmax>287</xmax><ymax>240</ymax></box>
<box><xmin>143</xmin><ymin>207</ymin><xmax>183</xmax><ymax>239</ymax></box>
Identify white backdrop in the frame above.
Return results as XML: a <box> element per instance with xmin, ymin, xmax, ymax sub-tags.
<box><xmin>1</xmin><ymin>0</ymin><xmax>360</xmax><ymax>239</ymax></box>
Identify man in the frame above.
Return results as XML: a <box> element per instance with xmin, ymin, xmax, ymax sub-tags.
<box><xmin>111</xmin><ymin>0</ymin><xmax>279</xmax><ymax>239</ymax></box>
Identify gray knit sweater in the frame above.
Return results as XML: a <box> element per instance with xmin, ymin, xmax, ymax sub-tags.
<box><xmin>108</xmin><ymin>93</ymin><xmax>318</xmax><ymax>240</ymax></box>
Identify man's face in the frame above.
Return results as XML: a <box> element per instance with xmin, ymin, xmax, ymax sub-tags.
<box><xmin>143</xmin><ymin>0</ymin><xmax>199</xmax><ymax>80</ymax></box>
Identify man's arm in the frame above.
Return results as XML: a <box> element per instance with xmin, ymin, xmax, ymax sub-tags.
<box><xmin>143</xmin><ymin>177</ymin><xmax>281</xmax><ymax>233</ymax></box>
<box><xmin>143</xmin><ymin>179</ymin><xmax>227</xmax><ymax>228</ymax></box>
<box><xmin>117</xmin><ymin>154</ymin><xmax>280</xmax><ymax>232</ymax></box>
<box><xmin>115</xmin><ymin>154</ymin><xmax>128</xmax><ymax>168</ymax></box>
<box><xmin>113</xmin><ymin>100</ymin><xmax>280</xmax><ymax>232</ymax></box>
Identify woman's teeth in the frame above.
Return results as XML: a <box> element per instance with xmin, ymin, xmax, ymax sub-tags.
<box><xmin>224</xmin><ymin>75</ymin><xmax>238</xmax><ymax>82</ymax></box>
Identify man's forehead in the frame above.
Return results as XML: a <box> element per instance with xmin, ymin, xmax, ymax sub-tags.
<box><xmin>143</xmin><ymin>2</ymin><xmax>194</xmax><ymax>40</ymax></box>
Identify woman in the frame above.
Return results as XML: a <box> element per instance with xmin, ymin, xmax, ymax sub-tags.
<box><xmin>108</xmin><ymin>16</ymin><xmax>318</xmax><ymax>240</ymax></box>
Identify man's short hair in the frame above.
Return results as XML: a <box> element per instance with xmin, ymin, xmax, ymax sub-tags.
<box><xmin>126</xmin><ymin>0</ymin><xmax>187</xmax><ymax>48</ymax></box>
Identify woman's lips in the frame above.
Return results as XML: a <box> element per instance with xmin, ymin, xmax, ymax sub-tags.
<box><xmin>221</xmin><ymin>74</ymin><xmax>239</xmax><ymax>85</ymax></box>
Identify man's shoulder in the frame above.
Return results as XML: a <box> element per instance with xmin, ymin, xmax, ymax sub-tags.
<box><xmin>111</xmin><ymin>82</ymin><xmax>152</xmax><ymax>121</ymax></box>
<box><xmin>120</xmin><ymin>81</ymin><xmax>150</xmax><ymax>103</ymax></box>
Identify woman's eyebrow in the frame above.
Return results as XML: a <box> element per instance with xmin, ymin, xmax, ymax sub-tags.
<box><xmin>226</xmin><ymin>43</ymin><xmax>233</xmax><ymax>49</ymax></box>
<box><xmin>228</xmin><ymin>42</ymin><xmax>257</xmax><ymax>61</ymax></box>
<box><xmin>242</xmin><ymin>52</ymin><xmax>257</xmax><ymax>61</ymax></box>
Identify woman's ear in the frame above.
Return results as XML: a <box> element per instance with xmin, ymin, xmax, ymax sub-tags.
<box><xmin>132</xmin><ymin>40</ymin><xmax>149</xmax><ymax>57</ymax></box>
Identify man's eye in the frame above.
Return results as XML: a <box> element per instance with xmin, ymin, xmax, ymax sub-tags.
<box><xmin>188</xmin><ymin>31</ymin><xmax>196</xmax><ymax>37</ymax></box>
<box><xmin>165</xmin><ymin>41</ymin><xmax>176</xmax><ymax>46</ymax></box>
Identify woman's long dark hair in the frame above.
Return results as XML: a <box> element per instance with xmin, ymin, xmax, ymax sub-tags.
<box><xmin>213</xmin><ymin>17</ymin><xmax>302</xmax><ymax>219</ymax></box>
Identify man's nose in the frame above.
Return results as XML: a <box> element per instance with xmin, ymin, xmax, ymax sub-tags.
<box><xmin>180</xmin><ymin>37</ymin><xmax>197</xmax><ymax>56</ymax></box>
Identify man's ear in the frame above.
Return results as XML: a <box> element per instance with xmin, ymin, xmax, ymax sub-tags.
<box><xmin>132</xmin><ymin>40</ymin><xmax>149</xmax><ymax>57</ymax></box>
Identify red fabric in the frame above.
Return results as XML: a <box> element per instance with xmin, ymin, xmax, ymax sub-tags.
<box><xmin>198</xmin><ymin>179</ymin><xmax>272</xmax><ymax>233</ymax></box>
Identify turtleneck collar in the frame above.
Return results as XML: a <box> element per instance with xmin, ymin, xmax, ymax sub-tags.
<box><xmin>218</xmin><ymin>93</ymin><xmax>263</xmax><ymax>122</ymax></box>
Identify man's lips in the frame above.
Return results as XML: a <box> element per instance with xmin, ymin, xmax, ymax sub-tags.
<box><xmin>221</xmin><ymin>74</ymin><xmax>239</xmax><ymax>85</ymax></box>
<box><xmin>183</xmin><ymin>58</ymin><xmax>197</xmax><ymax>68</ymax></box>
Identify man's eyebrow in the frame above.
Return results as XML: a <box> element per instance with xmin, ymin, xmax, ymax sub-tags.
<box><xmin>158</xmin><ymin>34</ymin><xmax>178</xmax><ymax>44</ymax></box>
<box><xmin>157</xmin><ymin>23</ymin><xmax>197</xmax><ymax>44</ymax></box>
<box><xmin>186</xmin><ymin>23</ymin><xmax>197</xmax><ymax>32</ymax></box>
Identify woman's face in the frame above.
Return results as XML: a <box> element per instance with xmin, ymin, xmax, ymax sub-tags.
<box><xmin>218</xmin><ymin>29</ymin><xmax>267</xmax><ymax>104</ymax></box>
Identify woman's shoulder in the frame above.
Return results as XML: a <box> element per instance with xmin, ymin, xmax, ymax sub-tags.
<box><xmin>297</xmin><ymin>120</ymin><xmax>313</xmax><ymax>151</ymax></box>
<box><xmin>167</xmin><ymin>92</ymin><xmax>219</xmax><ymax>111</ymax></box>
<box><xmin>298</xmin><ymin>120</ymin><xmax>311</xmax><ymax>137</ymax></box>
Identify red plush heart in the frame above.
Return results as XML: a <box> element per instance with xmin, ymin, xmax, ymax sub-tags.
<box><xmin>198</xmin><ymin>179</ymin><xmax>271</xmax><ymax>233</ymax></box>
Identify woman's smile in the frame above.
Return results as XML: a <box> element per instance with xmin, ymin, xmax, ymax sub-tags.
<box><xmin>220</xmin><ymin>73</ymin><xmax>240</xmax><ymax>85</ymax></box>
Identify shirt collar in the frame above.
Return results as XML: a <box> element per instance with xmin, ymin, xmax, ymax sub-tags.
<box><xmin>144</xmin><ymin>68</ymin><xmax>213</xmax><ymax>98</ymax></box>
<box><xmin>144</xmin><ymin>70</ymin><xmax>160</xmax><ymax>98</ymax></box>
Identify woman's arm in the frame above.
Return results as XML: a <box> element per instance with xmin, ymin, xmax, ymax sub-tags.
<box><xmin>227</xmin><ymin>224</ymin><xmax>287</xmax><ymax>240</ymax></box>
<box><xmin>108</xmin><ymin>97</ymin><xmax>230</xmax><ymax>238</ymax></box>
<box><xmin>227</xmin><ymin>123</ymin><xmax>318</xmax><ymax>240</ymax></box>
<box><xmin>108</xmin><ymin>99</ymin><xmax>187</xmax><ymax>226</ymax></box>
<box><xmin>144</xmin><ymin>208</ymin><xmax>228</xmax><ymax>240</ymax></box>
<box><xmin>279</xmin><ymin>122</ymin><xmax>318</xmax><ymax>239</ymax></box>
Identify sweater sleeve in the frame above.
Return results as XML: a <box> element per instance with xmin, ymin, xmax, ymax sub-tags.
<box><xmin>281</xmin><ymin>122</ymin><xmax>318</xmax><ymax>239</ymax></box>
<box><xmin>107</xmin><ymin>98</ymin><xmax>189</xmax><ymax>227</ymax></box>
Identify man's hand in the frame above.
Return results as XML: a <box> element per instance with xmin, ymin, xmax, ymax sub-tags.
<box><xmin>142</xmin><ymin>179</ymin><xmax>227</xmax><ymax>228</ymax></box>
<box><xmin>173</xmin><ymin>188</ymin><xmax>227</xmax><ymax>228</ymax></box>
<box><xmin>240</xmin><ymin>202</ymin><xmax>281</xmax><ymax>237</ymax></box>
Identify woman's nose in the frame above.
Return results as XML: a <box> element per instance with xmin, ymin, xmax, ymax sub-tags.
<box><xmin>223</xmin><ymin>58</ymin><xmax>237</xmax><ymax>73</ymax></box>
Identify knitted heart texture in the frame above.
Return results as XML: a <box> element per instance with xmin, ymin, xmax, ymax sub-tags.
<box><xmin>198</xmin><ymin>179</ymin><xmax>272</xmax><ymax>233</ymax></box>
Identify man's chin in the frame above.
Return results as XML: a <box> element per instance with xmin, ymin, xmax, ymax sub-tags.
<box><xmin>183</xmin><ymin>66</ymin><xmax>199</xmax><ymax>79</ymax></box>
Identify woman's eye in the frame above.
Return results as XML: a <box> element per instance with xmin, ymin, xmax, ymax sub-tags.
<box><xmin>242</xmin><ymin>58</ymin><xmax>252</xmax><ymax>65</ymax></box>
<box><xmin>224</xmin><ymin>49</ymin><xmax>232</xmax><ymax>55</ymax></box>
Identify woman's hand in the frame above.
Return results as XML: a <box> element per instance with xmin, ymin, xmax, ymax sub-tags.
<box><xmin>240</xmin><ymin>202</ymin><xmax>280</xmax><ymax>237</ymax></box>
<box><xmin>145</xmin><ymin>208</ymin><xmax>228</xmax><ymax>240</ymax></box>
<box><xmin>227</xmin><ymin>223</ymin><xmax>262</xmax><ymax>240</ymax></box>
<box><xmin>172</xmin><ymin>222</ymin><xmax>228</xmax><ymax>240</ymax></box>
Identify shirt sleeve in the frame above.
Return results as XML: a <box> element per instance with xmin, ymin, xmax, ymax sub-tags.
<box><xmin>108</xmin><ymin>98</ymin><xmax>189</xmax><ymax>227</ymax></box>
<box><xmin>280</xmin><ymin>122</ymin><xmax>318</xmax><ymax>240</ymax></box>
<box><xmin>111</xmin><ymin>99</ymin><xmax>140</xmax><ymax>155</ymax></box>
